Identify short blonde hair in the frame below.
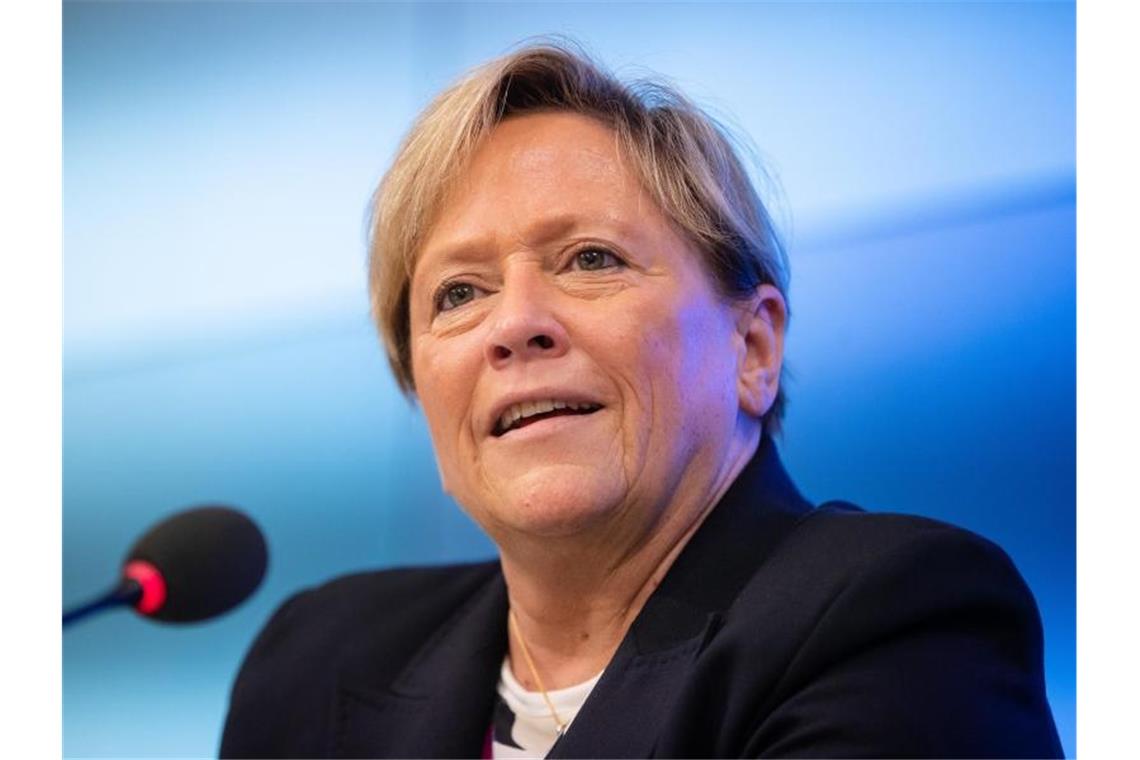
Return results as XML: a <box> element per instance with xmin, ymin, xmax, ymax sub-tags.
<box><xmin>368</xmin><ymin>41</ymin><xmax>790</xmax><ymax>434</ymax></box>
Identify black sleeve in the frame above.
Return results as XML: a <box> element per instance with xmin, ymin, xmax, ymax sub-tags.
<box><xmin>748</xmin><ymin>526</ymin><xmax>1064</xmax><ymax>759</ymax></box>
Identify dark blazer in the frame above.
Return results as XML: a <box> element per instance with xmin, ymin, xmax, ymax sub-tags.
<box><xmin>220</xmin><ymin>438</ymin><xmax>1063</xmax><ymax>758</ymax></box>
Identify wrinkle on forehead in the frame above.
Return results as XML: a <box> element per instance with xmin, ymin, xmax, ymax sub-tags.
<box><xmin>470</xmin><ymin>113</ymin><xmax>635</xmax><ymax>195</ymax></box>
<box><xmin>506</xmin><ymin>139</ymin><xmax>628</xmax><ymax>188</ymax></box>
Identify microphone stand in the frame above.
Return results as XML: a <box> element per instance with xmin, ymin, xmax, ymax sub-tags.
<box><xmin>63</xmin><ymin>578</ymin><xmax>142</xmax><ymax>628</ymax></box>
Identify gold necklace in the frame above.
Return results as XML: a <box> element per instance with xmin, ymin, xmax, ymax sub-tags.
<box><xmin>508</xmin><ymin>609</ymin><xmax>568</xmax><ymax>737</ymax></box>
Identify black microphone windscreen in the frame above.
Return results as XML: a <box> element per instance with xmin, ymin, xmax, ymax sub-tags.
<box><xmin>125</xmin><ymin>505</ymin><xmax>268</xmax><ymax>623</ymax></box>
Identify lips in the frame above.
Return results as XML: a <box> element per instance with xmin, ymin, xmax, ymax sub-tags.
<box><xmin>490</xmin><ymin>397</ymin><xmax>604</xmax><ymax>437</ymax></box>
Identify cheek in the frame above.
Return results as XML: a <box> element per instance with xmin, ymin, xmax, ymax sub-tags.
<box><xmin>412</xmin><ymin>334</ymin><xmax>483</xmax><ymax>450</ymax></box>
<box><xmin>630</xmin><ymin>295</ymin><xmax>726</xmax><ymax>383</ymax></box>
<box><xmin>650</xmin><ymin>298</ymin><xmax>739</xmax><ymax>423</ymax></box>
<box><xmin>600</xmin><ymin>298</ymin><xmax>708</xmax><ymax>450</ymax></box>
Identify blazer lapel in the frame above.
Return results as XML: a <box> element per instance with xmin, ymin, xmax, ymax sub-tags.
<box><xmin>550</xmin><ymin>436</ymin><xmax>812</xmax><ymax>758</ymax></box>
<box><xmin>333</xmin><ymin>572</ymin><xmax>509</xmax><ymax>758</ymax></box>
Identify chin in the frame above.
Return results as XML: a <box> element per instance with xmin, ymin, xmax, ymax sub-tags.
<box><xmin>489</xmin><ymin>464</ymin><xmax>626</xmax><ymax>539</ymax></box>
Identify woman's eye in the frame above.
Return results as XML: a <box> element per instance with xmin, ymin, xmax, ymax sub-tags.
<box><xmin>573</xmin><ymin>247</ymin><xmax>622</xmax><ymax>271</ymax></box>
<box><xmin>437</xmin><ymin>282</ymin><xmax>479</xmax><ymax>312</ymax></box>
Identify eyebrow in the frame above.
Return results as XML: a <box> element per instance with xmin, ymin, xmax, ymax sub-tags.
<box><xmin>420</xmin><ymin>213</ymin><xmax>632</xmax><ymax>270</ymax></box>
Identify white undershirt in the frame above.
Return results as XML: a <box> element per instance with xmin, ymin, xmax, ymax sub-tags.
<box><xmin>491</xmin><ymin>658</ymin><xmax>603</xmax><ymax>759</ymax></box>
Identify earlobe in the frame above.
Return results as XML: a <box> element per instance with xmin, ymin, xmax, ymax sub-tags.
<box><xmin>736</xmin><ymin>285</ymin><xmax>787</xmax><ymax>419</ymax></box>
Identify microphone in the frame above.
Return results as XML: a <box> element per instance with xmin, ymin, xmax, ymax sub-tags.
<box><xmin>63</xmin><ymin>505</ymin><xmax>268</xmax><ymax>627</ymax></box>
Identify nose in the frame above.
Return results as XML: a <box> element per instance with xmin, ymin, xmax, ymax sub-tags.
<box><xmin>484</xmin><ymin>271</ymin><xmax>570</xmax><ymax>369</ymax></box>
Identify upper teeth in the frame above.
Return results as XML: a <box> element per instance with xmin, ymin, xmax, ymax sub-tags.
<box><xmin>496</xmin><ymin>400</ymin><xmax>600</xmax><ymax>434</ymax></box>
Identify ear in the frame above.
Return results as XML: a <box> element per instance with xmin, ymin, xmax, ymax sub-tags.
<box><xmin>735</xmin><ymin>284</ymin><xmax>787</xmax><ymax>419</ymax></box>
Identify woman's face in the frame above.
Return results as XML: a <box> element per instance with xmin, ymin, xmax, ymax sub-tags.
<box><xmin>409</xmin><ymin>112</ymin><xmax>752</xmax><ymax>544</ymax></box>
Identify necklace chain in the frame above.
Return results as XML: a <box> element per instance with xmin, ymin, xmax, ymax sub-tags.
<box><xmin>508</xmin><ymin>609</ymin><xmax>568</xmax><ymax>737</ymax></box>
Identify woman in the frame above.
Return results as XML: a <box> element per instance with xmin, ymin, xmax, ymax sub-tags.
<box><xmin>220</xmin><ymin>44</ymin><xmax>1062</xmax><ymax>758</ymax></box>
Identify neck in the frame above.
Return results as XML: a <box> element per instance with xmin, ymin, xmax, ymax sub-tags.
<box><xmin>500</xmin><ymin>425</ymin><xmax>760</xmax><ymax>690</ymax></box>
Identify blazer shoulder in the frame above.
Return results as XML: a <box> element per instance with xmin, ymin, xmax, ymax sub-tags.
<box><xmin>758</xmin><ymin>504</ymin><xmax>1044</xmax><ymax>634</ymax></box>
<box><xmin>788</xmin><ymin>502</ymin><xmax>1028</xmax><ymax>586</ymax></box>
<box><xmin>243</xmin><ymin>559</ymin><xmax>502</xmax><ymax>673</ymax></box>
<box><xmin>638</xmin><ymin>492</ymin><xmax>1061</xmax><ymax>758</ymax></box>
<box><xmin>220</xmin><ymin>560</ymin><xmax>500</xmax><ymax>758</ymax></box>
<box><xmin>285</xmin><ymin>560</ymin><xmax>500</xmax><ymax>627</ymax></box>
<box><xmin>724</xmin><ymin>506</ymin><xmax>1061</xmax><ymax>757</ymax></box>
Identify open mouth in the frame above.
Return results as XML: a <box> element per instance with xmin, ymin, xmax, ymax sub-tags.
<box><xmin>492</xmin><ymin>400</ymin><xmax>604</xmax><ymax>437</ymax></box>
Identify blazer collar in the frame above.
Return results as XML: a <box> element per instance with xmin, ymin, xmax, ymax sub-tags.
<box><xmin>335</xmin><ymin>436</ymin><xmax>811</xmax><ymax>758</ymax></box>
<box><xmin>549</xmin><ymin>435</ymin><xmax>812</xmax><ymax>758</ymax></box>
<box><xmin>639</xmin><ymin>434</ymin><xmax>811</xmax><ymax>642</ymax></box>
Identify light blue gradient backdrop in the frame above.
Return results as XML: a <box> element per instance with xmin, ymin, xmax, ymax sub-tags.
<box><xmin>63</xmin><ymin>2</ymin><xmax>1075</xmax><ymax>756</ymax></box>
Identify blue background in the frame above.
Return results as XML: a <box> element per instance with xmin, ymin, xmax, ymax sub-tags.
<box><xmin>63</xmin><ymin>2</ymin><xmax>1075</xmax><ymax>756</ymax></box>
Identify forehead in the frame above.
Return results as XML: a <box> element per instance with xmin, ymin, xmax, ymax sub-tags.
<box><xmin>418</xmin><ymin>111</ymin><xmax>653</xmax><ymax>264</ymax></box>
